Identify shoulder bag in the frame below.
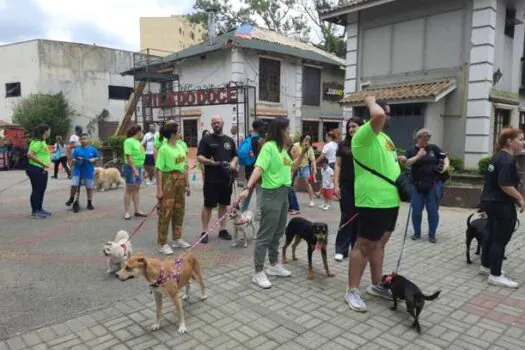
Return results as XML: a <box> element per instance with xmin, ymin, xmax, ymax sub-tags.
<box><xmin>354</xmin><ymin>158</ymin><xmax>411</xmax><ymax>202</ymax></box>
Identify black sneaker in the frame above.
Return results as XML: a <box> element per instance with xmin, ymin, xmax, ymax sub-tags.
<box><xmin>429</xmin><ymin>236</ymin><xmax>437</xmax><ymax>244</ymax></box>
<box><xmin>87</xmin><ymin>202</ymin><xmax>94</xmax><ymax>210</ymax></box>
<box><xmin>65</xmin><ymin>198</ymin><xmax>74</xmax><ymax>206</ymax></box>
<box><xmin>201</xmin><ymin>232</ymin><xmax>209</xmax><ymax>244</ymax></box>
<box><xmin>218</xmin><ymin>229</ymin><xmax>232</xmax><ymax>240</ymax></box>
<box><xmin>411</xmin><ymin>234</ymin><xmax>421</xmax><ymax>241</ymax></box>
<box><xmin>73</xmin><ymin>201</ymin><xmax>80</xmax><ymax>213</ymax></box>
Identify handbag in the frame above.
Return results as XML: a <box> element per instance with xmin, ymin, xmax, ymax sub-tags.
<box><xmin>354</xmin><ymin>158</ymin><xmax>411</xmax><ymax>202</ymax></box>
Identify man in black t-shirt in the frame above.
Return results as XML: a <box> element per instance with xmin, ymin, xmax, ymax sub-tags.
<box><xmin>405</xmin><ymin>128</ymin><xmax>449</xmax><ymax>243</ymax></box>
<box><xmin>197</xmin><ymin>116</ymin><xmax>238</xmax><ymax>243</ymax></box>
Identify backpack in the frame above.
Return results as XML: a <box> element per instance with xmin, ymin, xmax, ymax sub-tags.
<box><xmin>238</xmin><ymin>135</ymin><xmax>259</xmax><ymax>166</ymax></box>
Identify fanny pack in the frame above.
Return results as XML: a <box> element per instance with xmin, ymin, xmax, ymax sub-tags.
<box><xmin>354</xmin><ymin>158</ymin><xmax>411</xmax><ymax>202</ymax></box>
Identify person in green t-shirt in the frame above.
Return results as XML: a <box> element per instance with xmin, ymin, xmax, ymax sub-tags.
<box><xmin>238</xmin><ymin>118</ymin><xmax>303</xmax><ymax>289</ymax></box>
<box><xmin>155</xmin><ymin>122</ymin><xmax>191</xmax><ymax>255</ymax></box>
<box><xmin>123</xmin><ymin>124</ymin><xmax>147</xmax><ymax>220</ymax></box>
<box><xmin>153</xmin><ymin>120</ymin><xmax>189</xmax><ymax>185</ymax></box>
<box><xmin>345</xmin><ymin>95</ymin><xmax>404</xmax><ymax>313</ymax></box>
<box><xmin>26</xmin><ymin>124</ymin><xmax>52</xmax><ymax>218</ymax></box>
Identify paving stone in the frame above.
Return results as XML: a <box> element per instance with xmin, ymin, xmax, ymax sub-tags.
<box><xmin>30</xmin><ymin>345</ymin><xmax>47</xmax><ymax>350</ymax></box>
<box><xmin>21</xmin><ymin>331</ymin><xmax>41</xmax><ymax>347</ymax></box>
<box><xmin>36</xmin><ymin>327</ymin><xmax>56</xmax><ymax>342</ymax></box>
<box><xmin>5</xmin><ymin>337</ymin><xmax>25</xmax><ymax>350</ymax></box>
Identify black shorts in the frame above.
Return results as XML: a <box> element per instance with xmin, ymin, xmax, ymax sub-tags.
<box><xmin>203</xmin><ymin>181</ymin><xmax>233</xmax><ymax>208</ymax></box>
<box><xmin>357</xmin><ymin>207</ymin><xmax>399</xmax><ymax>241</ymax></box>
<box><xmin>145</xmin><ymin>154</ymin><xmax>155</xmax><ymax>166</ymax></box>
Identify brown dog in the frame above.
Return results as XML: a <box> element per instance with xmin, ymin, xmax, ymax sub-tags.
<box><xmin>116</xmin><ymin>252</ymin><xmax>207</xmax><ymax>334</ymax></box>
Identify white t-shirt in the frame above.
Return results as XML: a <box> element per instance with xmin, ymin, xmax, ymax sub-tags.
<box><xmin>69</xmin><ymin>134</ymin><xmax>80</xmax><ymax>147</ymax></box>
<box><xmin>321</xmin><ymin>166</ymin><xmax>334</xmax><ymax>189</ymax></box>
<box><xmin>322</xmin><ymin>141</ymin><xmax>338</xmax><ymax>164</ymax></box>
<box><xmin>142</xmin><ymin>132</ymin><xmax>155</xmax><ymax>155</ymax></box>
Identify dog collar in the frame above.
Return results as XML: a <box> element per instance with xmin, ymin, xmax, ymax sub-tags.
<box><xmin>120</xmin><ymin>243</ymin><xmax>129</xmax><ymax>257</ymax></box>
<box><xmin>233</xmin><ymin>220</ymin><xmax>248</xmax><ymax>226</ymax></box>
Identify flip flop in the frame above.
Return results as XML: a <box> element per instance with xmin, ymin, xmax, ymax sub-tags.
<box><xmin>135</xmin><ymin>212</ymin><xmax>148</xmax><ymax>217</ymax></box>
<box><xmin>124</xmin><ymin>213</ymin><xmax>131</xmax><ymax>220</ymax></box>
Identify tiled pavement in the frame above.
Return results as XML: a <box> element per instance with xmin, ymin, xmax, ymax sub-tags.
<box><xmin>3</xmin><ymin>171</ymin><xmax>525</xmax><ymax>349</ymax></box>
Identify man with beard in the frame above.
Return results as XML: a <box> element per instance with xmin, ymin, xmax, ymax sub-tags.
<box><xmin>197</xmin><ymin>116</ymin><xmax>238</xmax><ymax>243</ymax></box>
<box><xmin>345</xmin><ymin>97</ymin><xmax>403</xmax><ymax>312</ymax></box>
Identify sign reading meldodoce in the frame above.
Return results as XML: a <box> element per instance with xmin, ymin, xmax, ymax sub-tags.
<box><xmin>143</xmin><ymin>87</ymin><xmax>238</xmax><ymax>108</ymax></box>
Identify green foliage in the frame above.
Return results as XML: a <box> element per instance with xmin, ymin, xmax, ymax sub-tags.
<box><xmin>104</xmin><ymin>135</ymin><xmax>126</xmax><ymax>159</ymax></box>
<box><xmin>396</xmin><ymin>147</ymin><xmax>405</xmax><ymax>156</ymax></box>
<box><xmin>188</xmin><ymin>0</ymin><xmax>252</xmax><ymax>35</ymax></box>
<box><xmin>91</xmin><ymin>139</ymin><xmax>103</xmax><ymax>149</ymax></box>
<box><xmin>449</xmin><ymin>156</ymin><xmax>463</xmax><ymax>172</ymax></box>
<box><xmin>478</xmin><ymin>156</ymin><xmax>492</xmax><ymax>175</ymax></box>
<box><xmin>12</xmin><ymin>93</ymin><xmax>74</xmax><ymax>141</ymax></box>
<box><xmin>293</xmin><ymin>132</ymin><xmax>301</xmax><ymax>143</ymax></box>
<box><xmin>86</xmin><ymin>109</ymin><xmax>110</xmax><ymax>137</ymax></box>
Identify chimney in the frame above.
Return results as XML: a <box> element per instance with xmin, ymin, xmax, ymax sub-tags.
<box><xmin>206</xmin><ymin>8</ymin><xmax>217</xmax><ymax>45</ymax></box>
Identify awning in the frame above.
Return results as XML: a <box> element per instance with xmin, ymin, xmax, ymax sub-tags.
<box><xmin>0</xmin><ymin>120</ymin><xmax>21</xmax><ymax>129</ymax></box>
<box><xmin>340</xmin><ymin>79</ymin><xmax>457</xmax><ymax>106</ymax></box>
<box><xmin>256</xmin><ymin>106</ymin><xmax>287</xmax><ymax>117</ymax></box>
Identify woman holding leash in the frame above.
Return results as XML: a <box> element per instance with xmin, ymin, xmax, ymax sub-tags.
<box><xmin>26</xmin><ymin>124</ymin><xmax>52</xmax><ymax>218</ymax></box>
<box><xmin>333</xmin><ymin>117</ymin><xmax>363</xmax><ymax>261</ymax></box>
<box><xmin>479</xmin><ymin>127</ymin><xmax>525</xmax><ymax>288</ymax></box>
<box><xmin>155</xmin><ymin>122</ymin><xmax>191</xmax><ymax>255</ymax></box>
<box><xmin>292</xmin><ymin>134</ymin><xmax>317</xmax><ymax>207</ymax></box>
<box><xmin>238</xmin><ymin>118</ymin><xmax>303</xmax><ymax>289</ymax></box>
<box><xmin>123</xmin><ymin>124</ymin><xmax>147</xmax><ymax>220</ymax></box>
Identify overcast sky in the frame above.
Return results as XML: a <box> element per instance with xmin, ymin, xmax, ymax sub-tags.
<box><xmin>0</xmin><ymin>0</ymin><xmax>202</xmax><ymax>51</ymax></box>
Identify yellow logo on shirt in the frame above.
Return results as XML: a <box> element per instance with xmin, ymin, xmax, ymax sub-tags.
<box><xmin>385</xmin><ymin>139</ymin><xmax>395</xmax><ymax>152</ymax></box>
<box><xmin>175</xmin><ymin>155</ymin><xmax>186</xmax><ymax>164</ymax></box>
<box><xmin>282</xmin><ymin>157</ymin><xmax>292</xmax><ymax>166</ymax></box>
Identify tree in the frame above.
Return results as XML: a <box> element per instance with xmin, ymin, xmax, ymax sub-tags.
<box><xmin>188</xmin><ymin>0</ymin><xmax>252</xmax><ymax>35</ymax></box>
<box><xmin>12</xmin><ymin>93</ymin><xmax>75</xmax><ymax>142</ymax></box>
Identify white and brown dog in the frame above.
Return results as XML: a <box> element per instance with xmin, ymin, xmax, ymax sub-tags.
<box><xmin>103</xmin><ymin>230</ymin><xmax>132</xmax><ymax>274</ymax></box>
<box><xmin>116</xmin><ymin>252</ymin><xmax>207</xmax><ymax>335</ymax></box>
<box><xmin>229</xmin><ymin>207</ymin><xmax>255</xmax><ymax>248</ymax></box>
<box><xmin>94</xmin><ymin>167</ymin><xmax>124</xmax><ymax>192</ymax></box>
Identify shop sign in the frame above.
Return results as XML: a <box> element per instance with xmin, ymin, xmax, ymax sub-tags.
<box><xmin>323</xmin><ymin>82</ymin><xmax>344</xmax><ymax>101</ymax></box>
<box><xmin>143</xmin><ymin>87</ymin><xmax>238</xmax><ymax>108</ymax></box>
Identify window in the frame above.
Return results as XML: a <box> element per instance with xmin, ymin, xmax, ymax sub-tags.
<box><xmin>190</xmin><ymin>31</ymin><xmax>195</xmax><ymax>40</ymax></box>
<box><xmin>505</xmin><ymin>8</ymin><xmax>516</xmax><ymax>38</ymax></box>
<box><xmin>302</xmin><ymin>66</ymin><xmax>321</xmax><ymax>106</ymax></box>
<box><xmin>259</xmin><ymin>58</ymin><xmax>280</xmax><ymax>102</ymax></box>
<box><xmin>520</xmin><ymin>111</ymin><xmax>525</xmax><ymax>132</ymax></box>
<box><xmin>302</xmin><ymin>121</ymin><xmax>319</xmax><ymax>142</ymax></box>
<box><xmin>5</xmin><ymin>82</ymin><xmax>21</xmax><ymax>97</ymax></box>
<box><xmin>108</xmin><ymin>85</ymin><xmax>133</xmax><ymax>100</ymax></box>
<box><xmin>494</xmin><ymin>108</ymin><xmax>511</xmax><ymax>149</ymax></box>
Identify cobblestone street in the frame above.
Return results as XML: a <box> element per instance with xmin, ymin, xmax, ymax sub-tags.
<box><xmin>2</xmin><ymin>170</ymin><xmax>525</xmax><ymax>349</ymax></box>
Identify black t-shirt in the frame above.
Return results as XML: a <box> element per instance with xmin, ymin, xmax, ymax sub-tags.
<box><xmin>405</xmin><ymin>144</ymin><xmax>443</xmax><ymax>183</ymax></box>
<box><xmin>197</xmin><ymin>133</ymin><xmax>237</xmax><ymax>184</ymax></box>
<box><xmin>481</xmin><ymin>151</ymin><xmax>519</xmax><ymax>203</ymax></box>
<box><xmin>336</xmin><ymin>139</ymin><xmax>354</xmax><ymax>185</ymax></box>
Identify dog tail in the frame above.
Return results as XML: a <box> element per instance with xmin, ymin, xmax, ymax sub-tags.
<box><xmin>466</xmin><ymin>213</ymin><xmax>474</xmax><ymax>228</ymax></box>
<box><xmin>424</xmin><ymin>290</ymin><xmax>441</xmax><ymax>301</ymax></box>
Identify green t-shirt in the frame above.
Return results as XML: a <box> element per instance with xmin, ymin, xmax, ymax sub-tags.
<box><xmin>351</xmin><ymin>121</ymin><xmax>401</xmax><ymax>208</ymax></box>
<box><xmin>123</xmin><ymin>137</ymin><xmax>146</xmax><ymax>167</ymax></box>
<box><xmin>154</xmin><ymin>132</ymin><xmax>188</xmax><ymax>154</ymax></box>
<box><xmin>28</xmin><ymin>140</ymin><xmax>51</xmax><ymax>168</ymax></box>
<box><xmin>155</xmin><ymin>142</ymin><xmax>187</xmax><ymax>173</ymax></box>
<box><xmin>255</xmin><ymin>141</ymin><xmax>293</xmax><ymax>189</ymax></box>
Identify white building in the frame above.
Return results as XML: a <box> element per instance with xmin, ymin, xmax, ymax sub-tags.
<box><xmin>0</xmin><ymin>39</ymin><xmax>135</xmax><ymax>139</ymax></box>
<box><xmin>123</xmin><ymin>24</ymin><xmax>346</xmax><ymax>146</ymax></box>
<box><xmin>321</xmin><ymin>0</ymin><xmax>525</xmax><ymax>168</ymax></box>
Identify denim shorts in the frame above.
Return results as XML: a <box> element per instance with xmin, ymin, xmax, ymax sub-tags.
<box><xmin>297</xmin><ymin>166</ymin><xmax>311</xmax><ymax>178</ymax></box>
<box><xmin>71</xmin><ymin>176</ymin><xmax>93</xmax><ymax>189</ymax></box>
<box><xmin>122</xmin><ymin>164</ymin><xmax>143</xmax><ymax>185</ymax></box>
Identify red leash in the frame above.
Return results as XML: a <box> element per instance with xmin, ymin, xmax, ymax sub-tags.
<box><xmin>337</xmin><ymin>213</ymin><xmax>359</xmax><ymax>231</ymax></box>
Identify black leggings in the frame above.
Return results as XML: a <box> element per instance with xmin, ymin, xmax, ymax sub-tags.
<box><xmin>26</xmin><ymin>165</ymin><xmax>48</xmax><ymax>213</ymax></box>
<box><xmin>53</xmin><ymin>156</ymin><xmax>70</xmax><ymax>178</ymax></box>
<box><xmin>481</xmin><ymin>202</ymin><xmax>517</xmax><ymax>276</ymax></box>
<box><xmin>335</xmin><ymin>181</ymin><xmax>358</xmax><ymax>256</ymax></box>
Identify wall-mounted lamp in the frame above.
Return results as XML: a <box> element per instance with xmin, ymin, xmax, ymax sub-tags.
<box><xmin>493</xmin><ymin>69</ymin><xmax>503</xmax><ymax>85</ymax></box>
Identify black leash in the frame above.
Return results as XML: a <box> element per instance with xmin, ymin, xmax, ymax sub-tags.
<box><xmin>394</xmin><ymin>204</ymin><xmax>412</xmax><ymax>274</ymax></box>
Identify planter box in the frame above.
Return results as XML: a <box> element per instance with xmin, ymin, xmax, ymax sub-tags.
<box><xmin>442</xmin><ymin>185</ymin><xmax>481</xmax><ymax>209</ymax></box>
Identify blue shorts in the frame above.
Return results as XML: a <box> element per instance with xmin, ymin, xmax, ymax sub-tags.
<box><xmin>145</xmin><ymin>154</ymin><xmax>155</xmax><ymax>166</ymax></box>
<box><xmin>123</xmin><ymin>164</ymin><xmax>143</xmax><ymax>185</ymax></box>
<box><xmin>72</xmin><ymin>176</ymin><xmax>93</xmax><ymax>189</ymax></box>
<box><xmin>297</xmin><ymin>166</ymin><xmax>311</xmax><ymax>178</ymax></box>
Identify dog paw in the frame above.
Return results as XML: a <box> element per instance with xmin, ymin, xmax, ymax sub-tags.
<box><xmin>201</xmin><ymin>294</ymin><xmax>208</xmax><ymax>301</ymax></box>
<box><xmin>178</xmin><ymin>324</ymin><xmax>187</xmax><ymax>335</ymax></box>
<box><xmin>327</xmin><ymin>273</ymin><xmax>336</xmax><ymax>278</ymax></box>
<box><xmin>243</xmin><ymin>243</ymin><xmax>248</xmax><ymax>248</ymax></box>
<box><xmin>181</xmin><ymin>294</ymin><xmax>189</xmax><ymax>301</ymax></box>
<box><xmin>292</xmin><ymin>257</ymin><xmax>298</xmax><ymax>261</ymax></box>
<box><xmin>390</xmin><ymin>306</ymin><xmax>397</xmax><ymax>311</ymax></box>
<box><xmin>150</xmin><ymin>322</ymin><xmax>161</xmax><ymax>331</ymax></box>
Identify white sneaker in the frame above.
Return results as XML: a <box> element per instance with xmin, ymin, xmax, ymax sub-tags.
<box><xmin>488</xmin><ymin>274</ymin><xmax>519</xmax><ymax>288</ymax></box>
<box><xmin>252</xmin><ymin>272</ymin><xmax>272</xmax><ymax>289</ymax></box>
<box><xmin>266</xmin><ymin>264</ymin><xmax>292</xmax><ymax>277</ymax></box>
<box><xmin>145</xmin><ymin>180</ymin><xmax>152</xmax><ymax>186</ymax></box>
<box><xmin>323</xmin><ymin>205</ymin><xmax>332</xmax><ymax>211</ymax></box>
<box><xmin>318</xmin><ymin>204</ymin><xmax>326</xmax><ymax>209</ymax></box>
<box><xmin>480</xmin><ymin>266</ymin><xmax>505</xmax><ymax>276</ymax></box>
<box><xmin>172</xmin><ymin>239</ymin><xmax>191</xmax><ymax>249</ymax></box>
<box><xmin>334</xmin><ymin>254</ymin><xmax>344</xmax><ymax>262</ymax></box>
<box><xmin>308</xmin><ymin>201</ymin><xmax>315</xmax><ymax>208</ymax></box>
<box><xmin>345</xmin><ymin>288</ymin><xmax>367</xmax><ymax>312</ymax></box>
<box><xmin>158</xmin><ymin>244</ymin><xmax>174</xmax><ymax>255</ymax></box>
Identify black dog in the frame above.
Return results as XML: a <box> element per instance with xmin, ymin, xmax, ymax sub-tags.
<box><xmin>282</xmin><ymin>217</ymin><xmax>334</xmax><ymax>280</ymax></box>
<box><xmin>466</xmin><ymin>212</ymin><xmax>517</xmax><ymax>264</ymax></box>
<box><xmin>381</xmin><ymin>273</ymin><xmax>441</xmax><ymax>333</ymax></box>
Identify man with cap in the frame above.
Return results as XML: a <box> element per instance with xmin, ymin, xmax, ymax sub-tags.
<box><xmin>68</xmin><ymin>125</ymin><xmax>83</xmax><ymax>168</ymax></box>
<box><xmin>405</xmin><ymin>128</ymin><xmax>450</xmax><ymax>243</ymax></box>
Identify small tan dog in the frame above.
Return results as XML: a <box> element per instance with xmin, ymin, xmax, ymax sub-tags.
<box><xmin>116</xmin><ymin>252</ymin><xmax>207</xmax><ymax>335</ymax></box>
<box><xmin>229</xmin><ymin>207</ymin><xmax>255</xmax><ymax>248</ymax></box>
<box><xmin>94</xmin><ymin>167</ymin><xmax>124</xmax><ymax>191</ymax></box>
